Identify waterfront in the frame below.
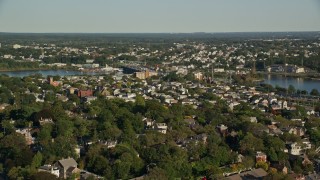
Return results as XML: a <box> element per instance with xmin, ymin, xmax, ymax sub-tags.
<box><xmin>1</xmin><ymin>70</ymin><xmax>319</xmax><ymax>93</ymax></box>
<box><xmin>263</xmin><ymin>74</ymin><xmax>320</xmax><ymax>93</ymax></box>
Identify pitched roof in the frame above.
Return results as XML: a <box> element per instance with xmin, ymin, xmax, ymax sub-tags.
<box><xmin>225</xmin><ymin>174</ymin><xmax>242</xmax><ymax>180</ymax></box>
<box><xmin>58</xmin><ymin>158</ymin><xmax>77</xmax><ymax>169</ymax></box>
<box><xmin>248</xmin><ymin>168</ymin><xmax>268</xmax><ymax>178</ymax></box>
<box><xmin>225</xmin><ymin>168</ymin><xmax>268</xmax><ymax>180</ymax></box>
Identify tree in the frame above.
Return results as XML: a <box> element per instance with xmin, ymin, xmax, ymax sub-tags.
<box><xmin>31</xmin><ymin>152</ymin><xmax>43</xmax><ymax>169</ymax></box>
<box><xmin>114</xmin><ymin>160</ymin><xmax>131</xmax><ymax>179</ymax></box>
<box><xmin>242</xmin><ymin>156</ymin><xmax>255</xmax><ymax>169</ymax></box>
<box><xmin>1</xmin><ymin>119</ymin><xmax>15</xmax><ymax>134</ymax></box>
<box><xmin>310</xmin><ymin>89</ymin><xmax>319</xmax><ymax>96</ymax></box>
<box><xmin>135</xmin><ymin>95</ymin><xmax>145</xmax><ymax>107</ymax></box>
<box><xmin>144</xmin><ymin>167</ymin><xmax>168</xmax><ymax>180</ymax></box>
<box><xmin>134</xmin><ymin>95</ymin><xmax>146</xmax><ymax>113</ymax></box>
<box><xmin>239</xmin><ymin>133</ymin><xmax>264</xmax><ymax>153</ymax></box>
<box><xmin>255</xmin><ymin>161</ymin><xmax>269</xmax><ymax>171</ymax></box>
<box><xmin>288</xmin><ymin>85</ymin><xmax>296</xmax><ymax>95</ymax></box>
<box><xmin>301</xmin><ymin>90</ymin><xmax>308</xmax><ymax>95</ymax></box>
<box><xmin>38</xmin><ymin>124</ymin><xmax>53</xmax><ymax>146</ymax></box>
<box><xmin>7</xmin><ymin>167</ymin><xmax>22</xmax><ymax>180</ymax></box>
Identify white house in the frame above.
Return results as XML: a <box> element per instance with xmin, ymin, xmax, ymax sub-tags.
<box><xmin>290</xmin><ymin>142</ymin><xmax>304</xmax><ymax>155</ymax></box>
<box><xmin>38</xmin><ymin>165</ymin><xmax>60</xmax><ymax>177</ymax></box>
<box><xmin>13</xmin><ymin>44</ymin><xmax>21</xmax><ymax>49</ymax></box>
<box><xmin>155</xmin><ymin>123</ymin><xmax>168</xmax><ymax>134</ymax></box>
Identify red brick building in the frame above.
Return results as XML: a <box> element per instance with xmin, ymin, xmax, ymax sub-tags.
<box><xmin>77</xmin><ymin>90</ymin><xmax>93</xmax><ymax>98</ymax></box>
<box><xmin>256</xmin><ymin>151</ymin><xmax>267</xmax><ymax>162</ymax></box>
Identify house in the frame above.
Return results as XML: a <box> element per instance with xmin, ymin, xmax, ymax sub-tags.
<box><xmin>194</xmin><ymin>71</ymin><xmax>203</xmax><ymax>80</ymax></box>
<box><xmin>267</xmin><ymin>65</ymin><xmax>284</xmax><ymax>72</ymax></box>
<box><xmin>302</xmin><ymin>138</ymin><xmax>312</xmax><ymax>149</ymax></box>
<box><xmin>214</xmin><ymin>68</ymin><xmax>225</xmax><ymax>73</ymax></box>
<box><xmin>176</xmin><ymin>68</ymin><xmax>188</xmax><ymax>75</ymax></box>
<box><xmin>86</xmin><ymin>59</ymin><xmax>95</xmax><ymax>63</ymax></box>
<box><xmin>302</xmin><ymin>154</ymin><xmax>313</xmax><ymax>166</ymax></box>
<box><xmin>177</xmin><ymin>133</ymin><xmax>208</xmax><ymax>148</ymax></box>
<box><xmin>288</xmin><ymin>173</ymin><xmax>305</xmax><ymax>180</ymax></box>
<box><xmin>143</xmin><ymin>118</ymin><xmax>155</xmax><ymax>127</ymax></box>
<box><xmin>183</xmin><ymin>117</ymin><xmax>196</xmax><ymax>127</ymax></box>
<box><xmin>193</xmin><ymin>133</ymin><xmax>208</xmax><ymax>144</ymax></box>
<box><xmin>237</xmin><ymin>154</ymin><xmax>244</xmax><ymax>163</ymax></box>
<box><xmin>66</xmin><ymin>167</ymin><xmax>80</xmax><ymax>179</ymax></box>
<box><xmin>267</xmin><ymin>125</ymin><xmax>283</xmax><ymax>136</ymax></box>
<box><xmin>256</xmin><ymin>151</ymin><xmax>267</xmax><ymax>162</ymax></box>
<box><xmin>84</xmin><ymin>96</ymin><xmax>97</xmax><ymax>103</ymax></box>
<box><xmin>16</xmin><ymin>128</ymin><xmax>33</xmax><ymax>145</ymax></box>
<box><xmin>99</xmin><ymin>88</ymin><xmax>111</xmax><ymax>96</ymax></box>
<box><xmin>289</xmin><ymin>142</ymin><xmax>304</xmax><ymax>156</ymax></box>
<box><xmin>249</xmin><ymin>117</ymin><xmax>258</xmax><ymax>123</ymax></box>
<box><xmin>287</xmin><ymin>127</ymin><xmax>306</xmax><ymax>137</ymax></box>
<box><xmin>39</xmin><ymin>117</ymin><xmax>54</xmax><ymax>126</ymax></box>
<box><xmin>54</xmin><ymin>158</ymin><xmax>78</xmax><ymax>179</ymax></box>
<box><xmin>307</xmin><ymin>110</ymin><xmax>315</xmax><ymax>116</ymax></box>
<box><xmin>57</xmin><ymin>95</ymin><xmax>68</xmax><ymax>102</ymax></box>
<box><xmin>80</xmin><ymin>171</ymin><xmax>104</xmax><ymax>180</ymax></box>
<box><xmin>82</xmin><ymin>64</ymin><xmax>99</xmax><ymax>69</ymax></box>
<box><xmin>216</xmin><ymin>124</ymin><xmax>228</xmax><ymax>137</ymax></box>
<box><xmin>100</xmin><ymin>140</ymin><xmax>118</xmax><ymax>149</ymax></box>
<box><xmin>285</xmin><ymin>65</ymin><xmax>305</xmax><ymax>74</ymax></box>
<box><xmin>154</xmin><ymin>123</ymin><xmax>168</xmax><ymax>134</ymax></box>
<box><xmin>225</xmin><ymin>168</ymin><xmax>268</xmax><ymax>180</ymax></box>
<box><xmin>13</xmin><ymin>44</ymin><xmax>21</xmax><ymax>49</ymax></box>
<box><xmin>48</xmin><ymin>77</ymin><xmax>61</xmax><ymax>87</ymax></box>
<box><xmin>77</xmin><ymin>90</ymin><xmax>93</xmax><ymax>98</ymax></box>
<box><xmin>188</xmin><ymin>133</ymin><xmax>208</xmax><ymax>145</ymax></box>
<box><xmin>0</xmin><ymin>103</ymin><xmax>9</xmax><ymax>111</ymax></box>
<box><xmin>38</xmin><ymin>165</ymin><xmax>60</xmax><ymax>177</ymax></box>
<box><xmin>136</xmin><ymin>71</ymin><xmax>146</xmax><ymax>79</ymax></box>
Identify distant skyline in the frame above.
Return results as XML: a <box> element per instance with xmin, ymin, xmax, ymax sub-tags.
<box><xmin>0</xmin><ymin>0</ymin><xmax>320</xmax><ymax>33</ymax></box>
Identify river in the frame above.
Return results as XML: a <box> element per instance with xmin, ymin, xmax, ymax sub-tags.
<box><xmin>0</xmin><ymin>70</ymin><xmax>101</xmax><ymax>78</ymax></box>
<box><xmin>1</xmin><ymin>70</ymin><xmax>319</xmax><ymax>93</ymax></box>
<box><xmin>263</xmin><ymin>74</ymin><xmax>320</xmax><ymax>93</ymax></box>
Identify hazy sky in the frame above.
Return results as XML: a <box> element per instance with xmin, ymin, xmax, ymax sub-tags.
<box><xmin>0</xmin><ymin>0</ymin><xmax>320</xmax><ymax>33</ymax></box>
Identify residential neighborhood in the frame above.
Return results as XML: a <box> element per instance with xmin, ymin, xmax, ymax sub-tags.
<box><xmin>0</xmin><ymin>32</ymin><xmax>319</xmax><ymax>179</ymax></box>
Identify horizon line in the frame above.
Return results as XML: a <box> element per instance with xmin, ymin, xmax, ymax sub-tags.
<box><xmin>1</xmin><ymin>30</ymin><xmax>320</xmax><ymax>34</ymax></box>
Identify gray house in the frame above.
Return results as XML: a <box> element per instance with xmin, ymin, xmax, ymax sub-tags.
<box><xmin>54</xmin><ymin>158</ymin><xmax>78</xmax><ymax>179</ymax></box>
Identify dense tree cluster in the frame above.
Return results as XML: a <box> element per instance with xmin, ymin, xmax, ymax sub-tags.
<box><xmin>0</xmin><ymin>73</ymin><xmax>318</xmax><ymax>179</ymax></box>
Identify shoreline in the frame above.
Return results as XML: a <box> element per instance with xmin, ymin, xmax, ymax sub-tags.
<box><xmin>257</xmin><ymin>72</ymin><xmax>320</xmax><ymax>79</ymax></box>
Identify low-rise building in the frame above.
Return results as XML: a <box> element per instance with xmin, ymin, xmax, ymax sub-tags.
<box><xmin>38</xmin><ymin>165</ymin><xmax>60</xmax><ymax>177</ymax></box>
<box><xmin>256</xmin><ymin>151</ymin><xmax>267</xmax><ymax>162</ymax></box>
<box><xmin>154</xmin><ymin>123</ymin><xmax>168</xmax><ymax>134</ymax></box>
<box><xmin>16</xmin><ymin>128</ymin><xmax>33</xmax><ymax>145</ymax></box>
<box><xmin>54</xmin><ymin>158</ymin><xmax>78</xmax><ymax>179</ymax></box>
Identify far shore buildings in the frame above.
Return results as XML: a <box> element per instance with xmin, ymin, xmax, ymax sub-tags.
<box><xmin>266</xmin><ymin>64</ymin><xmax>305</xmax><ymax>74</ymax></box>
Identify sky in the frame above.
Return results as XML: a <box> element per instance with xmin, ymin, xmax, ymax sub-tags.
<box><xmin>0</xmin><ymin>0</ymin><xmax>320</xmax><ymax>33</ymax></box>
